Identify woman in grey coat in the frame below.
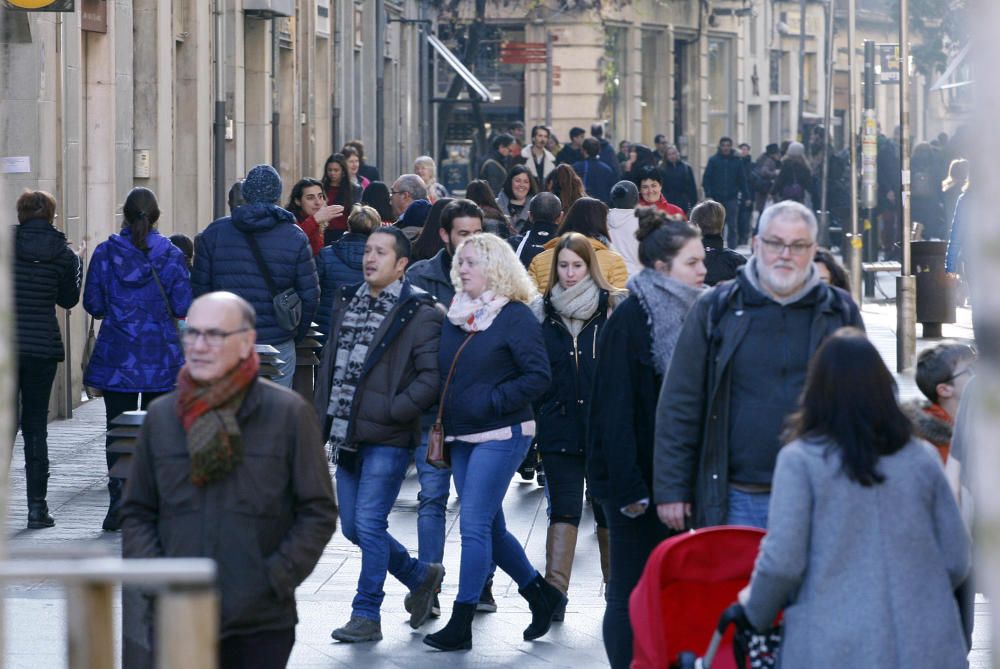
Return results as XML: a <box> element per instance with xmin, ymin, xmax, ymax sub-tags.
<box><xmin>741</xmin><ymin>328</ymin><xmax>970</xmax><ymax>668</ymax></box>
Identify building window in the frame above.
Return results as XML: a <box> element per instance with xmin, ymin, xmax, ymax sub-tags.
<box><xmin>599</xmin><ymin>26</ymin><xmax>628</xmax><ymax>141</ymax></box>
<box><xmin>708</xmin><ymin>38</ymin><xmax>733</xmax><ymax>143</ymax></box>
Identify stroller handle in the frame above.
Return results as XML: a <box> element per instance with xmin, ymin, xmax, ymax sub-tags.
<box><xmin>701</xmin><ymin>604</ymin><xmax>749</xmax><ymax>669</ymax></box>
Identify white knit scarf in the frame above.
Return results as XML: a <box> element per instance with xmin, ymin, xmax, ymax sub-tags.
<box><xmin>447</xmin><ymin>290</ymin><xmax>510</xmax><ymax>332</ymax></box>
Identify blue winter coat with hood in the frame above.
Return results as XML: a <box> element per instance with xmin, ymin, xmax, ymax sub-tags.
<box><xmin>83</xmin><ymin>227</ymin><xmax>193</xmax><ymax>393</ymax></box>
<box><xmin>191</xmin><ymin>202</ymin><xmax>319</xmax><ymax>345</ymax></box>
<box><xmin>315</xmin><ymin>231</ymin><xmax>366</xmax><ymax>344</ymax></box>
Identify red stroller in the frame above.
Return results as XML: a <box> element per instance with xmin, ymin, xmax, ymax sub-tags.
<box><xmin>629</xmin><ymin>526</ymin><xmax>774</xmax><ymax>669</ymax></box>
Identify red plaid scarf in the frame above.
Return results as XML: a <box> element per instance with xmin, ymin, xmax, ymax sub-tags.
<box><xmin>176</xmin><ymin>352</ymin><xmax>260</xmax><ymax>486</ymax></box>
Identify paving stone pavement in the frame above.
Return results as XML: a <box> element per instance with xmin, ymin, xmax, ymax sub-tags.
<box><xmin>2</xmin><ymin>284</ymin><xmax>991</xmax><ymax>667</ymax></box>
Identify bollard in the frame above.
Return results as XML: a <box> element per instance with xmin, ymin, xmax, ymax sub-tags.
<box><xmin>256</xmin><ymin>343</ymin><xmax>284</xmax><ymax>381</ymax></box>
<box><xmin>67</xmin><ymin>582</ymin><xmax>115</xmax><ymax>669</ymax></box>
<box><xmin>293</xmin><ymin>322</ymin><xmax>322</xmax><ymax>400</ymax></box>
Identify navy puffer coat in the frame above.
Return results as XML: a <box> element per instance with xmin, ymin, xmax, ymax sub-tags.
<box><xmin>14</xmin><ymin>219</ymin><xmax>82</xmax><ymax>360</ymax></box>
<box><xmin>315</xmin><ymin>232</ymin><xmax>366</xmax><ymax>343</ymax></box>
<box><xmin>192</xmin><ymin>203</ymin><xmax>319</xmax><ymax>345</ymax></box>
<box><xmin>83</xmin><ymin>228</ymin><xmax>192</xmax><ymax>393</ymax></box>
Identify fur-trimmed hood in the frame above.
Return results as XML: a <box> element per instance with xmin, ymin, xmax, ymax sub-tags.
<box><xmin>901</xmin><ymin>399</ymin><xmax>953</xmax><ymax>446</ymax></box>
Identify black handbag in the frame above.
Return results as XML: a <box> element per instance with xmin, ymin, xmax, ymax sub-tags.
<box><xmin>242</xmin><ymin>231</ymin><xmax>302</xmax><ymax>333</ymax></box>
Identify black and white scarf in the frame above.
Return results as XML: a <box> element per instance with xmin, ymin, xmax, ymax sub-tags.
<box><xmin>627</xmin><ymin>268</ymin><xmax>704</xmax><ymax>376</ymax></box>
<box><xmin>326</xmin><ymin>279</ymin><xmax>403</xmax><ymax>456</ymax></box>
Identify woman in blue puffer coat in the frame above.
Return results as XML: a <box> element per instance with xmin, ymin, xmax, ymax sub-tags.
<box><xmin>315</xmin><ymin>204</ymin><xmax>379</xmax><ymax>345</ymax></box>
<box><xmin>83</xmin><ymin>187</ymin><xmax>192</xmax><ymax>531</ymax></box>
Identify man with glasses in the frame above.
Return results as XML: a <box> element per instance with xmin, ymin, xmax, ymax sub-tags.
<box><xmin>904</xmin><ymin>343</ymin><xmax>976</xmax><ymax>464</ymax></box>
<box><xmin>389</xmin><ymin>174</ymin><xmax>429</xmax><ymax>221</ymax></box>
<box><xmin>122</xmin><ymin>291</ymin><xmax>338</xmax><ymax>668</ymax></box>
<box><xmin>653</xmin><ymin>200</ymin><xmax>863</xmax><ymax>531</ymax></box>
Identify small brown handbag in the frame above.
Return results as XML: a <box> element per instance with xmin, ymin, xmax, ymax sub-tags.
<box><xmin>426</xmin><ymin>332</ymin><xmax>477</xmax><ymax>469</ymax></box>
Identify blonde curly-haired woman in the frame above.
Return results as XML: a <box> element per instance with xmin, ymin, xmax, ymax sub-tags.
<box><xmin>424</xmin><ymin>233</ymin><xmax>562</xmax><ymax>652</ymax></box>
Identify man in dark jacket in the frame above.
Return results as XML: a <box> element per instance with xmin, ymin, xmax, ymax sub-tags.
<box><xmin>660</xmin><ymin>144</ymin><xmax>699</xmax><ymax>215</ymax></box>
<box><xmin>654</xmin><ymin>201</ymin><xmax>863</xmax><ymax>531</ymax></box>
<box><xmin>751</xmin><ymin>144</ymin><xmax>781</xmax><ymax>213</ymax></box>
<box><xmin>192</xmin><ymin>164</ymin><xmax>319</xmax><ymax>390</ymax></box>
<box><xmin>573</xmin><ymin>138</ymin><xmax>617</xmax><ymax>205</ymax></box>
<box><xmin>315</xmin><ymin>226</ymin><xmax>445</xmax><ymax>642</ymax></box>
<box><xmin>690</xmin><ymin>199</ymin><xmax>747</xmax><ymax>286</ymax></box>
<box><xmin>555</xmin><ymin>127</ymin><xmax>586</xmax><ymax>166</ymax></box>
<box><xmin>590</xmin><ymin>123</ymin><xmax>621</xmax><ymax>177</ymax></box>
<box><xmin>702</xmin><ymin>138</ymin><xmax>749</xmax><ymax>251</ymax></box>
<box><xmin>122</xmin><ymin>292</ymin><xmax>338</xmax><ymax>668</ymax></box>
<box><xmin>479</xmin><ymin>134</ymin><xmax>515</xmax><ymax>195</ymax></box>
<box><xmin>509</xmin><ymin>192</ymin><xmax>563</xmax><ymax>269</ymax></box>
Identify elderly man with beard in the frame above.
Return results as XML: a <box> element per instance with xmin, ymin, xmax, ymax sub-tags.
<box><xmin>652</xmin><ymin>200</ymin><xmax>863</xmax><ymax>531</ymax></box>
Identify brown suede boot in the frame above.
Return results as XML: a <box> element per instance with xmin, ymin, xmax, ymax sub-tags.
<box><xmin>544</xmin><ymin>523</ymin><xmax>578</xmax><ymax>621</ymax></box>
<box><xmin>596</xmin><ymin>527</ymin><xmax>610</xmax><ymax>584</ymax></box>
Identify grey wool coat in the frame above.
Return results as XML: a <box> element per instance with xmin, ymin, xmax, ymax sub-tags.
<box><xmin>744</xmin><ymin>438</ymin><xmax>970</xmax><ymax>668</ymax></box>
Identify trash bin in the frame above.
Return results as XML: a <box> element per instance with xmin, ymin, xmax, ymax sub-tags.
<box><xmin>911</xmin><ymin>240</ymin><xmax>956</xmax><ymax>338</ymax></box>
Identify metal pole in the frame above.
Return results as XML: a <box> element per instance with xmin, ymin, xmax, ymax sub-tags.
<box><xmin>862</xmin><ymin>40</ymin><xmax>878</xmax><ymax>298</ymax></box>
<box><xmin>420</xmin><ymin>27</ymin><xmax>431</xmax><ymax>152</ymax></box>
<box><xmin>797</xmin><ymin>0</ymin><xmax>807</xmax><ymax>139</ymax></box>
<box><xmin>375</xmin><ymin>1</ymin><xmax>386</xmax><ymax>172</ymax></box>
<box><xmin>545</xmin><ymin>32</ymin><xmax>553</xmax><ymax>127</ymax></box>
<box><xmin>847</xmin><ymin>0</ymin><xmax>862</xmax><ymax>303</ymax></box>
<box><xmin>213</xmin><ymin>0</ymin><xmax>226</xmax><ymax>220</ymax></box>
<box><xmin>896</xmin><ymin>0</ymin><xmax>916</xmax><ymax>371</ymax></box>
<box><xmin>272</xmin><ymin>18</ymin><xmax>280</xmax><ymax>170</ymax></box>
<box><xmin>818</xmin><ymin>0</ymin><xmax>835</xmax><ymax>247</ymax></box>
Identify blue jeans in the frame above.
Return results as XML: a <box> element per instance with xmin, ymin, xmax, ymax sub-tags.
<box><xmin>414</xmin><ymin>431</ymin><xmax>452</xmax><ymax>563</ymax></box>
<box><xmin>272</xmin><ymin>338</ymin><xmax>296</xmax><ymax>389</ymax></box>
<box><xmin>336</xmin><ymin>445</ymin><xmax>427</xmax><ymax>621</ymax></box>
<box><xmin>450</xmin><ymin>426</ymin><xmax>537</xmax><ymax>604</ymax></box>
<box><xmin>726</xmin><ymin>487</ymin><xmax>771</xmax><ymax>529</ymax></box>
<box><xmin>722</xmin><ymin>197</ymin><xmax>741</xmax><ymax>249</ymax></box>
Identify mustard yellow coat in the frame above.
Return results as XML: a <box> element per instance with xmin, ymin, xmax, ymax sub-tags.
<box><xmin>528</xmin><ymin>236</ymin><xmax>629</xmax><ymax>294</ymax></box>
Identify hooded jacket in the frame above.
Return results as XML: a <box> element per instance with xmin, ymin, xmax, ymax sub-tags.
<box><xmin>528</xmin><ymin>236</ymin><xmax>629</xmax><ymax>294</ymax></box>
<box><xmin>83</xmin><ymin>228</ymin><xmax>192</xmax><ymax>392</ymax></box>
<box><xmin>192</xmin><ymin>203</ymin><xmax>319</xmax><ymax>345</ymax></box>
<box><xmin>14</xmin><ymin>219</ymin><xmax>82</xmax><ymax>360</ymax></box>
<box><xmin>653</xmin><ymin>261</ymin><xmax>864</xmax><ymax>527</ymax></box>
<box><xmin>606</xmin><ymin>209</ymin><xmax>641</xmax><ymax>277</ymax></box>
<box><xmin>315</xmin><ymin>232</ymin><xmax>366</xmax><ymax>343</ymax></box>
<box><xmin>406</xmin><ymin>248</ymin><xmax>455</xmax><ymax>308</ymax></box>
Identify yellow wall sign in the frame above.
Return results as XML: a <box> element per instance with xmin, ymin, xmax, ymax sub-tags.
<box><xmin>3</xmin><ymin>0</ymin><xmax>75</xmax><ymax>10</ymax></box>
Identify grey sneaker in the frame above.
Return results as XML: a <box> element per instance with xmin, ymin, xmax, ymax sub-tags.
<box><xmin>408</xmin><ymin>563</ymin><xmax>445</xmax><ymax>629</ymax></box>
<box><xmin>405</xmin><ymin>592</ymin><xmax>441</xmax><ymax>618</ymax></box>
<box><xmin>477</xmin><ymin>577</ymin><xmax>498</xmax><ymax>613</ymax></box>
<box><xmin>330</xmin><ymin>616</ymin><xmax>383</xmax><ymax>643</ymax></box>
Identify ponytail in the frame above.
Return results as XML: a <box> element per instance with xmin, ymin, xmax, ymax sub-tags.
<box><xmin>122</xmin><ymin>187</ymin><xmax>161</xmax><ymax>252</ymax></box>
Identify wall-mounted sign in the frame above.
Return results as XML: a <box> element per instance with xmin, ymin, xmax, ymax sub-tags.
<box><xmin>2</xmin><ymin>0</ymin><xmax>74</xmax><ymax>9</ymax></box>
<box><xmin>316</xmin><ymin>0</ymin><xmax>330</xmax><ymax>38</ymax></box>
<box><xmin>878</xmin><ymin>43</ymin><xmax>900</xmax><ymax>84</ymax></box>
<box><xmin>2</xmin><ymin>156</ymin><xmax>32</xmax><ymax>174</ymax></box>
<box><xmin>81</xmin><ymin>0</ymin><xmax>107</xmax><ymax>33</ymax></box>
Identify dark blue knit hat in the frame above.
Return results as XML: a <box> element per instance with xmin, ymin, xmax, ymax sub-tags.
<box><xmin>242</xmin><ymin>164</ymin><xmax>283</xmax><ymax>204</ymax></box>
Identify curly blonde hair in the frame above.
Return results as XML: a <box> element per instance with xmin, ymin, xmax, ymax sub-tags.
<box><xmin>451</xmin><ymin>233</ymin><xmax>539</xmax><ymax>305</ymax></box>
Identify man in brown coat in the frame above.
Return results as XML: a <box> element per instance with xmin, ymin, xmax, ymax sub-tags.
<box><xmin>314</xmin><ymin>226</ymin><xmax>445</xmax><ymax>642</ymax></box>
<box><xmin>122</xmin><ymin>291</ymin><xmax>338</xmax><ymax>669</ymax></box>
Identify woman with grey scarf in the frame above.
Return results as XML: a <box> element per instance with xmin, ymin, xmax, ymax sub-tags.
<box><xmin>587</xmin><ymin>207</ymin><xmax>706</xmax><ymax>669</ymax></box>
<box><xmin>534</xmin><ymin>232</ymin><xmax>627</xmax><ymax>621</ymax></box>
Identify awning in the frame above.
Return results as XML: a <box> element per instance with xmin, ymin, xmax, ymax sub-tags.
<box><xmin>426</xmin><ymin>33</ymin><xmax>494</xmax><ymax>103</ymax></box>
<box><xmin>930</xmin><ymin>43</ymin><xmax>972</xmax><ymax>92</ymax></box>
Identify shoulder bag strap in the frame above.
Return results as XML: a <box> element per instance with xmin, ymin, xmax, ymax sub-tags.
<box><xmin>434</xmin><ymin>332</ymin><xmax>477</xmax><ymax>424</ymax></box>
<box><xmin>149</xmin><ymin>262</ymin><xmax>182</xmax><ymax>337</ymax></box>
<box><xmin>241</xmin><ymin>231</ymin><xmax>280</xmax><ymax>298</ymax></box>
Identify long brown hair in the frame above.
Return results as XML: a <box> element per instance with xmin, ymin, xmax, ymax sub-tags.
<box><xmin>544</xmin><ymin>232</ymin><xmax>620</xmax><ymax>300</ymax></box>
<box><xmin>545</xmin><ymin>164</ymin><xmax>585</xmax><ymax>212</ymax></box>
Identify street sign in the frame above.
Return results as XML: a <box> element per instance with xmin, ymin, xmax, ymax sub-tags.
<box><xmin>878</xmin><ymin>43</ymin><xmax>900</xmax><ymax>84</ymax></box>
<box><xmin>500</xmin><ymin>41</ymin><xmax>547</xmax><ymax>65</ymax></box>
<box><xmin>2</xmin><ymin>0</ymin><xmax>74</xmax><ymax>9</ymax></box>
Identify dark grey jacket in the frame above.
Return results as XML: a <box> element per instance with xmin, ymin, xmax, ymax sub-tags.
<box><xmin>121</xmin><ymin>379</ymin><xmax>338</xmax><ymax>638</ymax></box>
<box><xmin>313</xmin><ymin>280</ymin><xmax>443</xmax><ymax>448</ymax></box>
<box><xmin>406</xmin><ymin>249</ymin><xmax>454</xmax><ymax>307</ymax></box>
<box><xmin>653</xmin><ymin>269</ymin><xmax>863</xmax><ymax>527</ymax></box>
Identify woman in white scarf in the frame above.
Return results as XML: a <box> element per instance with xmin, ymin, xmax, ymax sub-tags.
<box><xmin>534</xmin><ymin>232</ymin><xmax>627</xmax><ymax>621</ymax></box>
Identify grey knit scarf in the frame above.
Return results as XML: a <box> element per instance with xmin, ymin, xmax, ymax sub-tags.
<box><xmin>549</xmin><ymin>276</ymin><xmax>601</xmax><ymax>337</ymax></box>
<box><xmin>627</xmin><ymin>268</ymin><xmax>704</xmax><ymax>376</ymax></box>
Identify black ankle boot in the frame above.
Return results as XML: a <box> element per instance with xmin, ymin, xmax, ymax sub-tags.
<box><xmin>423</xmin><ymin>601</ymin><xmax>476</xmax><ymax>651</ymax></box>
<box><xmin>24</xmin><ymin>437</ymin><xmax>54</xmax><ymax>529</ymax></box>
<box><xmin>519</xmin><ymin>573</ymin><xmax>567</xmax><ymax>641</ymax></box>
<box><xmin>103</xmin><ymin>477</ymin><xmax>123</xmax><ymax>531</ymax></box>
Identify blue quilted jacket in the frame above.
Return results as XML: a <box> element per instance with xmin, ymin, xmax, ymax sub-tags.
<box><xmin>191</xmin><ymin>203</ymin><xmax>319</xmax><ymax>345</ymax></box>
<box><xmin>83</xmin><ymin>228</ymin><xmax>192</xmax><ymax>393</ymax></box>
<box><xmin>315</xmin><ymin>232</ymin><xmax>366</xmax><ymax>344</ymax></box>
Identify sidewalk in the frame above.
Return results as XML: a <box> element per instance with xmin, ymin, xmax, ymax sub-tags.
<box><xmin>3</xmin><ymin>287</ymin><xmax>990</xmax><ymax>668</ymax></box>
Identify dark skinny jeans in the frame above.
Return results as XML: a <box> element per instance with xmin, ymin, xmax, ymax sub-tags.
<box><xmin>541</xmin><ymin>452</ymin><xmax>608</xmax><ymax>528</ymax></box>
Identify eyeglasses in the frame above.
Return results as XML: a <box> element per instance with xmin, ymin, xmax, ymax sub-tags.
<box><xmin>389</xmin><ymin>190</ymin><xmax>406</xmax><ymax>197</ymax></box>
<box><xmin>947</xmin><ymin>366</ymin><xmax>975</xmax><ymax>383</ymax></box>
<box><xmin>758</xmin><ymin>238</ymin><xmax>815</xmax><ymax>257</ymax></box>
<box><xmin>181</xmin><ymin>327</ymin><xmax>250</xmax><ymax>348</ymax></box>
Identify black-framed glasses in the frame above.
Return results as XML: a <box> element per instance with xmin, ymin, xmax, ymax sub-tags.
<box><xmin>947</xmin><ymin>366</ymin><xmax>975</xmax><ymax>383</ymax></box>
<box><xmin>181</xmin><ymin>327</ymin><xmax>250</xmax><ymax>348</ymax></box>
<box><xmin>758</xmin><ymin>238</ymin><xmax>815</xmax><ymax>257</ymax></box>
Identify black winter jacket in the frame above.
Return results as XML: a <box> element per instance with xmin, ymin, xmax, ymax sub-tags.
<box><xmin>313</xmin><ymin>280</ymin><xmax>444</xmax><ymax>449</ymax></box>
<box><xmin>14</xmin><ymin>219</ymin><xmax>82</xmax><ymax>360</ymax></box>
<box><xmin>121</xmin><ymin>379</ymin><xmax>338</xmax><ymax>638</ymax></box>
<box><xmin>192</xmin><ymin>203</ymin><xmax>319</xmax><ymax>345</ymax></box>
<box><xmin>587</xmin><ymin>295</ymin><xmax>660</xmax><ymax>508</ymax></box>
<box><xmin>702</xmin><ymin>151</ymin><xmax>748</xmax><ymax>202</ymax></box>
<box><xmin>406</xmin><ymin>248</ymin><xmax>455</xmax><ymax>308</ymax></box>
<box><xmin>702</xmin><ymin>234</ymin><xmax>747</xmax><ymax>286</ymax></box>
<box><xmin>661</xmin><ymin>160</ymin><xmax>699</xmax><ymax>214</ymax></box>
<box><xmin>653</xmin><ymin>272</ymin><xmax>864</xmax><ymax>527</ymax></box>
<box><xmin>509</xmin><ymin>221</ymin><xmax>559</xmax><ymax>269</ymax></box>
<box><xmin>536</xmin><ymin>290</ymin><xmax>610</xmax><ymax>456</ymax></box>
